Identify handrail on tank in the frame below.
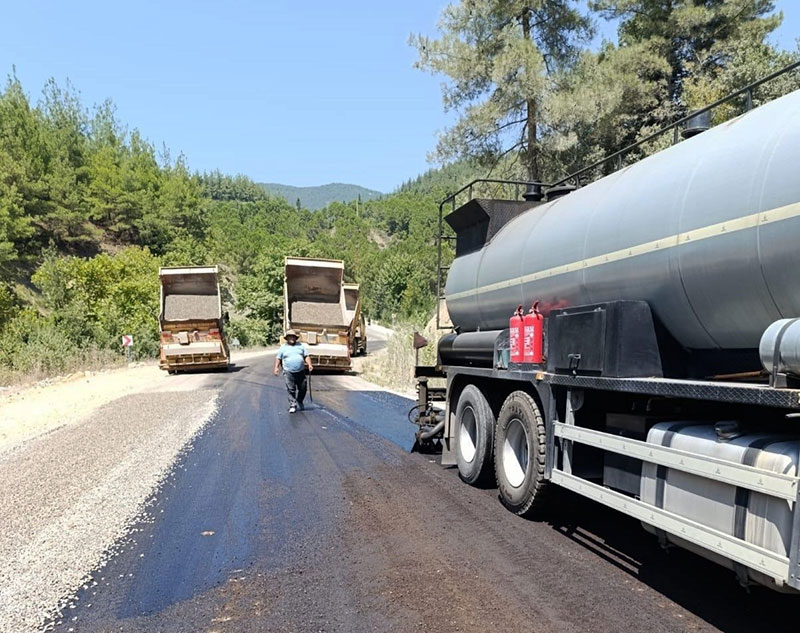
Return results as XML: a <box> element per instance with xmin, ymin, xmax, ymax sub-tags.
<box><xmin>438</xmin><ymin>178</ymin><xmax>548</xmax><ymax>211</ymax></box>
<box><xmin>551</xmin><ymin>60</ymin><xmax>800</xmax><ymax>187</ymax></box>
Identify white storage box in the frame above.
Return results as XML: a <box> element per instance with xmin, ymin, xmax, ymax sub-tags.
<box><xmin>640</xmin><ymin>422</ymin><xmax>800</xmax><ymax>588</ymax></box>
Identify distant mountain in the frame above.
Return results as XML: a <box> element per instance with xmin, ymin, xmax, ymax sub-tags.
<box><xmin>259</xmin><ymin>182</ymin><xmax>383</xmax><ymax>210</ymax></box>
<box><xmin>396</xmin><ymin>160</ymin><xmax>482</xmax><ymax>197</ymax></box>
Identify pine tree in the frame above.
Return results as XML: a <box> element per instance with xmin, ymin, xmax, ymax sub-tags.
<box><xmin>591</xmin><ymin>1</ymin><xmax>792</xmax><ymax>112</ymax></box>
<box><xmin>411</xmin><ymin>1</ymin><xmax>593</xmax><ymax>181</ymax></box>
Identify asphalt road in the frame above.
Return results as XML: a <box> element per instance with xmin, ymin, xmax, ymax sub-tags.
<box><xmin>55</xmin><ymin>354</ymin><xmax>800</xmax><ymax>633</ymax></box>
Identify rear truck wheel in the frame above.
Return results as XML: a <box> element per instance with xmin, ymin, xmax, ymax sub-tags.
<box><xmin>454</xmin><ymin>384</ymin><xmax>496</xmax><ymax>485</ymax></box>
<box><xmin>494</xmin><ymin>391</ymin><xmax>548</xmax><ymax>516</ymax></box>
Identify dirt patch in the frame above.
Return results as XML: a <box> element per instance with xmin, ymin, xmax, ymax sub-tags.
<box><xmin>358</xmin><ymin>322</ymin><xmax>444</xmax><ymax>395</ymax></box>
<box><xmin>0</xmin><ymin>364</ymin><xmax>165</xmax><ymax>454</ymax></box>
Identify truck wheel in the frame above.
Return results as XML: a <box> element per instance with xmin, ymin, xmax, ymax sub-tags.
<box><xmin>494</xmin><ymin>391</ymin><xmax>548</xmax><ymax>516</ymax></box>
<box><xmin>454</xmin><ymin>384</ymin><xmax>495</xmax><ymax>485</ymax></box>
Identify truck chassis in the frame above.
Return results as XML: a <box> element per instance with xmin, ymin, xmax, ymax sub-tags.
<box><xmin>421</xmin><ymin>358</ymin><xmax>800</xmax><ymax>592</ymax></box>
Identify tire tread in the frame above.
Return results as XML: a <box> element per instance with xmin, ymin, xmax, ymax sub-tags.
<box><xmin>495</xmin><ymin>390</ymin><xmax>549</xmax><ymax>517</ymax></box>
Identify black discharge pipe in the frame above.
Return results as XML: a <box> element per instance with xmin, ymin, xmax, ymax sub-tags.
<box><xmin>417</xmin><ymin>419</ymin><xmax>445</xmax><ymax>440</ymax></box>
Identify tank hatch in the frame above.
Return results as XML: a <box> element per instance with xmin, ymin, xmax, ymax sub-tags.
<box><xmin>445</xmin><ymin>198</ymin><xmax>537</xmax><ymax>257</ymax></box>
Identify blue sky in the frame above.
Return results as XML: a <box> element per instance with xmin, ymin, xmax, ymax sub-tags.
<box><xmin>0</xmin><ymin>1</ymin><xmax>798</xmax><ymax>193</ymax></box>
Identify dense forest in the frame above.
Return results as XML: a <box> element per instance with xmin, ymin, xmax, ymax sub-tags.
<box><xmin>0</xmin><ymin>0</ymin><xmax>797</xmax><ymax>380</ymax></box>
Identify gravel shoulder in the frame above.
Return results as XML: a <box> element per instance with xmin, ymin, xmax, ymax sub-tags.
<box><xmin>0</xmin><ymin>390</ymin><xmax>220</xmax><ymax>632</ymax></box>
<box><xmin>0</xmin><ymin>348</ymin><xmax>274</xmax><ymax>455</ymax></box>
<box><xmin>0</xmin><ymin>348</ymin><xmax>273</xmax><ymax>632</ymax></box>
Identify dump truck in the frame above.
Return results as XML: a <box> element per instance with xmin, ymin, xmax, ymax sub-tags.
<box><xmin>413</xmin><ymin>73</ymin><xmax>800</xmax><ymax>593</ymax></box>
<box><xmin>158</xmin><ymin>266</ymin><xmax>229</xmax><ymax>373</ymax></box>
<box><xmin>284</xmin><ymin>257</ymin><xmax>353</xmax><ymax>371</ymax></box>
<box><xmin>343</xmin><ymin>283</ymin><xmax>367</xmax><ymax>356</ymax></box>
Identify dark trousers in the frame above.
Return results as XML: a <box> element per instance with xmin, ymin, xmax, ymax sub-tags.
<box><xmin>285</xmin><ymin>370</ymin><xmax>307</xmax><ymax>408</ymax></box>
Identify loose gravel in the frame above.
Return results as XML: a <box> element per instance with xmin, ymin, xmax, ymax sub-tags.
<box><xmin>163</xmin><ymin>294</ymin><xmax>219</xmax><ymax>321</ymax></box>
<box><xmin>0</xmin><ymin>389</ymin><xmax>219</xmax><ymax>632</ymax></box>
<box><xmin>290</xmin><ymin>300</ymin><xmax>346</xmax><ymax>326</ymax></box>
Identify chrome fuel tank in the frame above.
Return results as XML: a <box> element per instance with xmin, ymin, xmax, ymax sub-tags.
<box><xmin>445</xmin><ymin>89</ymin><xmax>800</xmax><ymax>350</ymax></box>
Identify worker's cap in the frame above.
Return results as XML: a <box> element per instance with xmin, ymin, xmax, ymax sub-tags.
<box><xmin>284</xmin><ymin>329</ymin><xmax>299</xmax><ymax>339</ymax></box>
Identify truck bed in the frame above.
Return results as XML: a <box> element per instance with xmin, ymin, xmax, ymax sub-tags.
<box><xmin>290</xmin><ymin>301</ymin><xmax>347</xmax><ymax>327</ymax></box>
<box><xmin>163</xmin><ymin>294</ymin><xmax>220</xmax><ymax>321</ymax></box>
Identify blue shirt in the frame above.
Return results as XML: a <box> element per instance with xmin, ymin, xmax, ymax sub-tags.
<box><xmin>277</xmin><ymin>343</ymin><xmax>308</xmax><ymax>373</ymax></box>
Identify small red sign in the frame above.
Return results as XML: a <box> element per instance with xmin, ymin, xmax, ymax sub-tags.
<box><xmin>121</xmin><ymin>334</ymin><xmax>134</xmax><ymax>347</ymax></box>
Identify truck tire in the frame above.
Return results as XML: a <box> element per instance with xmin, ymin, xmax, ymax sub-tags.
<box><xmin>454</xmin><ymin>384</ymin><xmax>495</xmax><ymax>485</ymax></box>
<box><xmin>494</xmin><ymin>391</ymin><xmax>548</xmax><ymax>516</ymax></box>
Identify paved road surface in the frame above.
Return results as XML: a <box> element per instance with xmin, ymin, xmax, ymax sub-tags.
<box><xmin>365</xmin><ymin>324</ymin><xmax>389</xmax><ymax>354</ymax></box>
<box><xmin>55</xmin><ymin>354</ymin><xmax>799</xmax><ymax>633</ymax></box>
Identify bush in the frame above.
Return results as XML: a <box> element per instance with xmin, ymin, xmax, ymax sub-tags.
<box><xmin>227</xmin><ymin>317</ymin><xmax>273</xmax><ymax>348</ymax></box>
<box><xmin>0</xmin><ymin>309</ymin><xmax>118</xmax><ymax>378</ymax></box>
<box><xmin>359</xmin><ymin>318</ymin><xmax>442</xmax><ymax>392</ymax></box>
<box><xmin>30</xmin><ymin>246</ymin><xmax>161</xmax><ymax>361</ymax></box>
<box><xmin>0</xmin><ymin>246</ymin><xmax>162</xmax><ymax>382</ymax></box>
<box><xmin>0</xmin><ymin>283</ymin><xmax>17</xmax><ymax>325</ymax></box>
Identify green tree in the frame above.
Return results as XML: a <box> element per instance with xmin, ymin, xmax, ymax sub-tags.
<box><xmin>591</xmin><ymin>0</ymin><xmax>790</xmax><ymax>113</ymax></box>
<box><xmin>543</xmin><ymin>41</ymin><xmax>672</xmax><ymax>178</ymax></box>
<box><xmin>236</xmin><ymin>243</ymin><xmax>307</xmax><ymax>341</ymax></box>
<box><xmin>0</xmin><ymin>75</ymin><xmax>44</xmax><ymax>271</ymax></box>
<box><xmin>411</xmin><ymin>0</ymin><xmax>593</xmax><ymax>180</ymax></box>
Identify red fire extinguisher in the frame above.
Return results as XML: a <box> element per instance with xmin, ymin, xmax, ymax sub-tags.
<box><xmin>510</xmin><ymin>305</ymin><xmax>524</xmax><ymax>363</ymax></box>
<box><xmin>523</xmin><ymin>301</ymin><xmax>544</xmax><ymax>364</ymax></box>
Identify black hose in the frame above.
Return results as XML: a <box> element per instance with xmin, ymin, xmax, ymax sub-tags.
<box><xmin>407</xmin><ymin>404</ymin><xmax>426</xmax><ymax>425</ymax></box>
<box><xmin>417</xmin><ymin>420</ymin><xmax>445</xmax><ymax>440</ymax></box>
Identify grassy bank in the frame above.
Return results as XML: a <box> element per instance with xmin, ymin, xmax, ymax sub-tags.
<box><xmin>359</xmin><ymin>320</ymin><xmax>444</xmax><ymax>394</ymax></box>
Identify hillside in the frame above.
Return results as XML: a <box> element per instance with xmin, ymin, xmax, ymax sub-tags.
<box><xmin>259</xmin><ymin>182</ymin><xmax>383</xmax><ymax>210</ymax></box>
<box><xmin>0</xmin><ymin>74</ymin><xmax>447</xmax><ymax>383</ymax></box>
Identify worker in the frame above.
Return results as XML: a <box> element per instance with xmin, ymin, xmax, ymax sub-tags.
<box><xmin>274</xmin><ymin>329</ymin><xmax>314</xmax><ymax>413</ymax></box>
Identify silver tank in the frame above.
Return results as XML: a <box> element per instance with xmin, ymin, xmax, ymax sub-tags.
<box><xmin>446</xmin><ymin>89</ymin><xmax>800</xmax><ymax>350</ymax></box>
<box><xmin>759</xmin><ymin>318</ymin><xmax>800</xmax><ymax>375</ymax></box>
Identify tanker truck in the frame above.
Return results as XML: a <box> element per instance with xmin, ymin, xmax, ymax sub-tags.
<box><xmin>158</xmin><ymin>266</ymin><xmax>229</xmax><ymax>373</ymax></box>
<box><xmin>414</xmin><ymin>81</ymin><xmax>800</xmax><ymax>592</ymax></box>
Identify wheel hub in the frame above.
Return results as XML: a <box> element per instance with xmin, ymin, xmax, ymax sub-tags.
<box><xmin>503</xmin><ymin>417</ymin><xmax>529</xmax><ymax>488</ymax></box>
<box><xmin>459</xmin><ymin>406</ymin><xmax>478</xmax><ymax>463</ymax></box>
